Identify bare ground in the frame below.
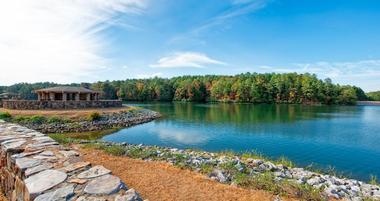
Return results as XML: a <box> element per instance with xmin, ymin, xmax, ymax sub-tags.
<box><xmin>80</xmin><ymin>147</ymin><xmax>297</xmax><ymax>201</ymax></box>
<box><xmin>0</xmin><ymin>106</ymin><xmax>134</xmax><ymax>120</ymax></box>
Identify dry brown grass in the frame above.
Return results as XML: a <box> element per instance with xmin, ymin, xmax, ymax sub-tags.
<box><xmin>0</xmin><ymin>106</ymin><xmax>134</xmax><ymax>120</ymax></box>
<box><xmin>79</xmin><ymin>147</ymin><xmax>298</xmax><ymax>201</ymax></box>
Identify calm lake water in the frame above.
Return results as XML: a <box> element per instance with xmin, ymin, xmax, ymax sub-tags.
<box><xmin>103</xmin><ymin>103</ymin><xmax>380</xmax><ymax>181</ymax></box>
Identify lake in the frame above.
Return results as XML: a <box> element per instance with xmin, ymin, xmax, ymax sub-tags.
<box><xmin>103</xmin><ymin>103</ymin><xmax>380</xmax><ymax>181</ymax></box>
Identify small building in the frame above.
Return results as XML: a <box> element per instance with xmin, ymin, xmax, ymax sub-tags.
<box><xmin>34</xmin><ymin>86</ymin><xmax>100</xmax><ymax>101</ymax></box>
<box><xmin>2</xmin><ymin>86</ymin><xmax>122</xmax><ymax>110</ymax></box>
<box><xmin>0</xmin><ymin>92</ymin><xmax>20</xmax><ymax>100</ymax></box>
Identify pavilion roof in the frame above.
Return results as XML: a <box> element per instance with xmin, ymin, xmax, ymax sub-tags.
<box><xmin>34</xmin><ymin>86</ymin><xmax>100</xmax><ymax>93</ymax></box>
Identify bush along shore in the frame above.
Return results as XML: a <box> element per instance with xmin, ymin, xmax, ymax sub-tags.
<box><xmin>0</xmin><ymin>109</ymin><xmax>161</xmax><ymax>133</ymax></box>
<box><xmin>50</xmin><ymin>137</ymin><xmax>380</xmax><ymax>201</ymax></box>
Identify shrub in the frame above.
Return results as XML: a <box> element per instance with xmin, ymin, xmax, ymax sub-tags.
<box><xmin>369</xmin><ymin>175</ymin><xmax>378</xmax><ymax>185</ymax></box>
<box><xmin>200</xmin><ymin>163</ymin><xmax>214</xmax><ymax>174</ymax></box>
<box><xmin>47</xmin><ymin>117</ymin><xmax>70</xmax><ymax>124</ymax></box>
<box><xmin>104</xmin><ymin>145</ymin><xmax>126</xmax><ymax>156</ymax></box>
<box><xmin>13</xmin><ymin>116</ymin><xmax>27</xmax><ymax>122</ymax></box>
<box><xmin>0</xmin><ymin>112</ymin><xmax>12</xmax><ymax>120</ymax></box>
<box><xmin>88</xmin><ymin>112</ymin><xmax>101</xmax><ymax>121</ymax></box>
<box><xmin>30</xmin><ymin>115</ymin><xmax>47</xmax><ymax>124</ymax></box>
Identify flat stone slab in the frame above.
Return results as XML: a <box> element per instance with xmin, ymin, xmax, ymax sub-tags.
<box><xmin>33</xmin><ymin>155</ymin><xmax>57</xmax><ymax>160</ymax></box>
<box><xmin>2</xmin><ymin>139</ymin><xmax>26</xmax><ymax>150</ymax></box>
<box><xmin>16</xmin><ymin>157</ymin><xmax>42</xmax><ymax>170</ymax></box>
<box><xmin>25</xmin><ymin>163</ymin><xmax>53</xmax><ymax>177</ymax></box>
<box><xmin>0</xmin><ymin>136</ymin><xmax>18</xmax><ymax>143</ymax></box>
<box><xmin>59</xmin><ymin>150</ymin><xmax>79</xmax><ymax>158</ymax></box>
<box><xmin>61</xmin><ymin>161</ymin><xmax>91</xmax><ymax>173</ymax></box>
<box><xmin>33</xmin><ymin>136</ymin><xmax>55</xmax><ymax>143</ymax></box>
<box><xmin>68</xmin><ymin>178</ymin><xmax>87</xmax><ymax>184</ymax></box>
<box><xmin>27</xmin><ymin>142</ymin><xmax>59</xmax><ymax>149</ymax></box>
<box><xmin>77</xmin><ymin>165</ymin><xmax>111</xmax><ymax>179</ymax></box>
<box><xmin>77</xmin><ymin>196</ymin><xmax>107</xmax><ymax>201</ymax></box>
<box><xmin>34</xmin><ymin>184</ymin><xmax>74</xmax><ymax>201</ymax></box>
<box><xmin>11</xmin><ymin>150</ymin><xmax>43</xmax><ymax>159</ymax></box>
<box><xmin>115</xmin><ymin>189</ymin><xmax>142</xmax><ymax>201</ymax></box>
<box><xmin>84</xmin><ymin>174</ymin><xmax>123</xmax><ymax>195</ymax></box>
<box><xmin>25</xmin><ymin>169</ymin><xmax>67</xmax><ymax>197</ymax></box>
<box><xmin>40</xmin><ymin>150</ymin><xmax>55</xmax><ymax>156</ymax></box>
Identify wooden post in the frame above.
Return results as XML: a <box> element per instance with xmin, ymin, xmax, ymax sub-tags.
<box><xmin>37</xmin><ymin>92</ymin><xmax>41</xmax><ymax>101</ymax></box>
<box><xmin>49</xmin><ymin>92</ymin><xmax>55</xmax><ymax>101</ymax></box>
<box><xmin>63</xmin><ymin>93</ymin><xmax>67</xmax><ymax>101</ymax></box>
<box><xmin>86</xmin><ymin>93</ymin><xmax>91</xmax><ymax>101</ymax></box>
<box><xmin>75</xmin><ymin>93</ymin><xmax>80</xmax><ymax>101</ymax></box>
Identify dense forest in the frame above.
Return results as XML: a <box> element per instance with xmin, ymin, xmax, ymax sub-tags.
<box><xmin>0</xmin><ymin>73</ymin><xmax>369</xmax><ymax>105</ymax></box>
<box><xmin>366</xmin><ymin>91</ymin><xmax>380</xmax><ymax>101</ymax></box>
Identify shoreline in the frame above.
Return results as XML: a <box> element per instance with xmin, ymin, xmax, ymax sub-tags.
<box><xmin>51</xmin><ymin>136</ymin><xmax>380</xmax><ymax>201</ymax></box>
<box><xmin>2</xmin><ymin>106</ymin><xmax>379</xmax><ymax>200</ymax></box>
<box><xmin>0</xmin><ymin>107</ymin><xmax>161</xmax><ymax>133</ymax></box>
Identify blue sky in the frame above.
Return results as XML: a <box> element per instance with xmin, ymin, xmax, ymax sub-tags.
<box><xmin>1</xmin><ymin>0</ymin><xmax>380</xmax><ymax>91</ymax></box>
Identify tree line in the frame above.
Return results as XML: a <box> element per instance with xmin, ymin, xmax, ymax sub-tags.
<box><xmin>0</xmin><ymin>73</ymin><xmax>369</xmax><ymax>105</ymax></box>
<box><xmin>366</xmin><ymin>91</ymin><xmax>380</xmax><ymax>101</ymax></box>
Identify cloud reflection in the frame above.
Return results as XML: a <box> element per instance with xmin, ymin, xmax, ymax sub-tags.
<box><xmin>155</xmin><ymin>128</ymin><xmax>209</xmax><ymax>145</ymax></box>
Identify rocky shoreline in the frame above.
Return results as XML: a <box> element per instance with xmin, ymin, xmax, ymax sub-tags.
<box><xmin>17</xmin><ymin>109</ymin><xmax>161</xmax><ymax>133</ymax></box>
<box><xmin>81</xmin><ymin>140</ymin><xmax>380</xmax><ymax>201</ymax></box>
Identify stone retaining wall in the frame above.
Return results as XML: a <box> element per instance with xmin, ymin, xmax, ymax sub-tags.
<box><xmin>2</xmin><ymin>100</ymin><xmax>122</xmax><ymax>110</ymax></box>
<box><xmin>0</xmin><ymin>120</ymin><xmax>143</xmax><ymax>201</ymax></box>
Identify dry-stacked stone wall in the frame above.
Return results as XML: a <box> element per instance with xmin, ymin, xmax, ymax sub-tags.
<box><xmin>0</xmin><ymin>120</ymin><xmax>143</xmax><ymax>201</ymax></box>
<box><xmin>2</xmin><ymin>100</ymin><xmax>122</xmax><ymax>110</ymax></box>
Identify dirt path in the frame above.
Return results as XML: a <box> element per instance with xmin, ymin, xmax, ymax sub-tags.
<box><xmin>80</xmin><ymin>148</ymin><xmax>297</xmax><ymax>201</ymax></box>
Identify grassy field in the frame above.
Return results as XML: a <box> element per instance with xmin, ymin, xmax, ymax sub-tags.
<box><xmin>0</xmin><ymin>106</ymin><xmax>136</xmax><ymax>120</ymax></box>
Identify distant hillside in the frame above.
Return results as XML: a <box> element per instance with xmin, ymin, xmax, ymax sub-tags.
<box><xmin>367</xmin><ymin>91</ymin><xmax>380</xmax><ymax>101</ymax></box>
<box><xmin>0</xmin><ymin>73</ymin><xmax>368</xmax><ymax>105</ymax></box>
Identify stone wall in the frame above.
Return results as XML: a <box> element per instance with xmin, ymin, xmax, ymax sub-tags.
<box><xmin>0</xmin><ymin>120</ymin><xmax>143</xmax><ymax>201</ymax></box>
<box><xmin>2</xmin><ymin>100</ymin><xmax>122</xmax><ymax>110</ymax></box>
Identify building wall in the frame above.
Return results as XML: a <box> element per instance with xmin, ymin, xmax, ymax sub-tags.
<box><xmin>2</xmin><ymin>100</ymin><xmax>122</xmax><ymax>110</ymax></box>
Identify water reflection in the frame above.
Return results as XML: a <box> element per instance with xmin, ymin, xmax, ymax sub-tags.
<box><xmin>104</xmin><ymin>103</ymin><xmax>380</xmax><ymax>181</ymax></box>
<box><xmin>156</xmin><ymin>128</ymin><xmax>209</xmax><ymax>145</ymax></box>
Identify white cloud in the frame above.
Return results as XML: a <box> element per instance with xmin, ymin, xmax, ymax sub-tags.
<box><xmin>0</xmin><ymin>0</ymin><xmax>146</xmax><ymax>85</ymax></box>
<box><xmin>150</xmin><ymin>52</ymin><xmax>226</xmax><ymax>68</ymax></box>
<box><xmin>136</xmin><ymin>72</ymin><xmax>163</xmax><ymax>78</ymax></box>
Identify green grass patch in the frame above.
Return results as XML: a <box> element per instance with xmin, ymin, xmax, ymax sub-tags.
<box><xmin>199</xmin><ymin>163</ymin><xmax>214</xmax><ymax>174</ymax></box>
<box><xmin>53</xmin><ymin>128</ymin><xmax>120</xmax><ymax>140</ymax></box>
<box><xmin>126</xmin><ymin>147</ymin><xmax>158</xmax><ymax>159</ymax></box>
<box><xmin>12</xmin><ymin>115</ymin><xmax>72</xmax><ymax>124</ymax></box>
<box><xmin>103</xmin><ymin>145</ymin><xmax>126</xmax><ymax>156</ymax></box>
<box><xmin>233</xmin><ymin>172</ymin><xmax>325</xmax><ymax>201</ymax></box>
<box><xmin>0</xmin><ymin>112</ymin><xmax>11</xmax><ymax>120</ymax></box>
<box><xmin>49</xmin><ymin>128</ymin><xmax>119</xmax><ymax>144</ymax></box>
<box><xmin>48</xmin><ymin>133</ymin><xmax>79</xmax><ymax>144</ymax></box>
<box><xmin>369</xmin><ymin>175</ymin><xmax>378</xmax><ymax>185</ymax></box>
